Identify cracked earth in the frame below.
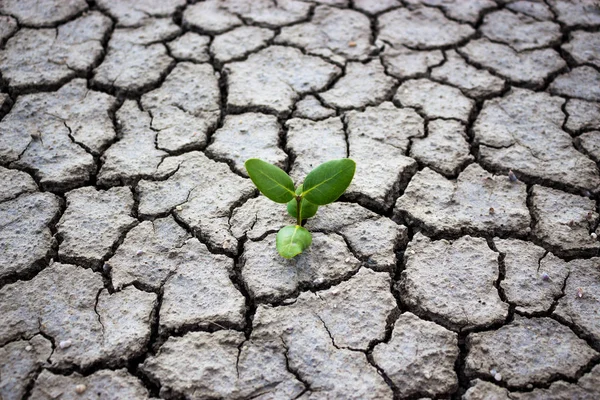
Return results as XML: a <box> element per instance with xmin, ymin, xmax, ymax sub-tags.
<box><xmin>0</xmin><ymin>0</ymin><xmax>599</xmax><ymax>399</ymax></box>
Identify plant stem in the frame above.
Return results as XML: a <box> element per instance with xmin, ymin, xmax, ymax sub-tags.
<box><xmin>296</xmin><ymin>196</ymin><xmax>302</xmax><ymax>226</ymax></box>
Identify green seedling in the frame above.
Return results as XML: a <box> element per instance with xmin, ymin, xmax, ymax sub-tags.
<box><xmin>245</xmin><ymin>158</ymin><xmax>356</xmax><ymax>259</ymax></box>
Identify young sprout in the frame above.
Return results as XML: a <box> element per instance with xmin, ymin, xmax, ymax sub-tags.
<box><xmin>245</xmin><ymin>158</ymin><xmax>356</xmax><ymax>259</ymax></box>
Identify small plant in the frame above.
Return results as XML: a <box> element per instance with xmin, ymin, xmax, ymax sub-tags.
<box><xmin>245</xmin><ymin>158</ymin><xmax>356</xmax><ymax>259</ymax></box>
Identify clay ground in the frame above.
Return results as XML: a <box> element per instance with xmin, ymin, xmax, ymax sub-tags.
<box><xmin>1</xmin><ymin>0</ymin><xmax>600</xmax><ymax>399</ymax></box>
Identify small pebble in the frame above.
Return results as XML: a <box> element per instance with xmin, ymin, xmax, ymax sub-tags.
<box><xmin>176</xmin><ymin>205</ymin><xmax>183</xmax><ymax>211</ymax></box>
<box><xmin>490</xmin><ymin>369</ymin><xmax>497</xmax><ymax>375</ymax></box>
<box><xmin>494</xmin><ymin>372</ymin><xmax>502</xmax><ymax>381</ymax></box>
<box><xmin>541</xmin><ymin>272</ymin><xmax>550</xmax><ymax>281</ymax></box>
<box><xmin>25</xmin><ymin>345</ymin><xmax>33</xmax><ymax>352</ymax></box>
<box><xmin>591</xmin><ymin>232</ymin><xmax>597</xmax><ymax>240</ymax></box>
<box><xmin>348</xmin><ymin>41</ymin><xmax>357</xmax><ymax>47</ymax></box>
<box><xmin>577</xmin><ymin>287</ymin><xmax>583</xmax><ymax>298</ymax></box>
<box><xmin>489</xmin><ymin>207</ymin><xmax>495</xmax><ymax>215</ymax></box>
<box><xmin>136</xmin><ymin>250</ymin><xmax>144</xmax><ymax>256</ymax></box>
<box><xmin>75</xmin><ymin>384</ymin><xmax>87</xmax><ymax>394</ymax></box>
<box><xmin>103</xmin><ymin>263</ymin><xmax>111</xmax><ymax>274</ymax></box>
<box><xmin>59</xmin><ymin>339</ymin><xmax>72</xmax><ymax>349</ymax></box>
<box><xmin>508</xmin><ymin>170</ymin><xmax>518</xmax><ymax>182</ymax></box>
<box><xmin>345</xmin><ymin>257</ymin><xmax>351</xmax><ymax>263</ymax></box>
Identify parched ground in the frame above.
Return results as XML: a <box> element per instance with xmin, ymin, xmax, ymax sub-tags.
<box><xmin>0</xmin><ymin>0</ymin><xmax>599</xmax><ymax>399</ymax></box>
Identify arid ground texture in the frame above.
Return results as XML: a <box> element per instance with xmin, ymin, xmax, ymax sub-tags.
<box><xmin>0</xmin><ymin>0</ymin><xmax>600</xmax><ymax>399</ymax></box>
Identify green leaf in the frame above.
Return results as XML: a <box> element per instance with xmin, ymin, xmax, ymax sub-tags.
<box><xmin>287</xmin><ymin>185</ymin><xmax>319</xmax><ymax>220</ymax></box>
<box><xmin>302</xmin><ymin>159</ymin><xmax>356</xmax><ymax>205</ymax></box>
<box><xmin>245</xmin><ymin>159</ymin><xmax>295</xmax><ymax>203</ymax></box>
<box><xmin>276</xmin><ymin>225</ymin><xmax>312</xmax><ymax>259</ymax></box>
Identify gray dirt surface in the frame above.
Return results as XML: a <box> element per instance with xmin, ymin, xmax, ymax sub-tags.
<box><xmin>141</xmin><ymin>62</ymin><xmax>220</xmax><ymax>152</ymax></box>
<box><xmin>0</xmin><ymin>192</ymin><xmax>61</xmax><ymax>281</ymax></box>
<box><xmin>404</xmin><ymin>0</ymin><xmax>496</xmax><ymax>23</ymax></box>
<box><xmin>372</xmin><ymin>312</ymin><xmax>459</xmax><ymax>397</ymax></box>
<box><xmin>431</xmin><ymin>50</ymin><xmax>505</xmax><ymax>99</ymax></box>
<box><xmin>353</xmin><ymin>0</ymin><xmax>401</xmax><ymax>15</ymax></box>
<box><xmin>480</xmin><ymin>9</ymin><xmax>561</xmax><ymax>51</ymax></box>
<box><xmin>57</xmin><ymin>186</ymin><xmax>137</xmax><ymax>267</ymax></box>
<box><xmin>377</xmin><ymin>7</ymin><xmax>475</xmax><ymax>49</ymax></box>
<box><xmin>0</xmin><ymin>0</ymin><xmax>87</xmax><ymax>28</ymax></box>
<box><xmin>531</xmin><ymin>185</ymin><xmax>599</xmax><ymax>257</ymax></box>
<box><xmin>512</xmin><ymin>364</ymin><xmax>600</xmax><ymax>400</ymax></box>
<box><xmin>285</xmin><ymin>116</ymin><xmax>347</xmax><ymax>181</ymax></box>
<box><xmin>30</xmin><ymin>368</ymin><xmax>150</xmax><ymax>399</ymax></box>
<box><xmin>0</xmin><ymin>12</ymin><xmax>110</xmax><ymax>91</ymax></box>
<box><xmin>465</xmin><ymin>316</ymin><xmax>598</xmax><ymax>387</ymax></box>
<box><xmin>275</xmin><ymin>5</ymin><xmax>374</xmax><ymax>65</ymax></box>
<box><xmin>320</xmin><ymin>59</ymin><xmax>396</xmax><ymax>110</ymax></box>
<box><xmin>159</xmin><ymin>238</ymin><xmax>246</xmax><ymax>333</ymax></box>
<box><xmin>398</xmin><ymin>233</ymin><xmax>509</xmax><ymax>330</ymax></box>
<box><xmin>240</xmin><ymin>232</ymin><xmax>360</xmax><ymax>302</ymax></box>
<box><xmin>459</xmin><ymin>38</ymin><xmax>566</xmax><ymax>87</ymax></box>
<box><xmin>409</xmin><ymin>119</ymin><xmax>473</xmax><ymax>176</ymax></box>
<box><xmin>563</xmin><ymin>31</ymin><xmax>600</xmax><ymax>68</ymax></box>
<box><xmin>2</xmin><ymin>1</ymin><xmax>600</xmax><ymax>399</ymax></box>
<box><xmin>345</xmin><ymin>102</ymin><xmax>422</xmax><ymax>210</ymax></box>
<box><xmin>549</xmin><ymin>66</ymin><xmax>600</xmax><ymax>102</ymax></box>
<box><xmin>167</xmin><ymin>32</ymin><xmax>211</xmax><ymax>63</ymax></box>
<box><xmin>554</xmin><ymin>257</ymin><xmax>600</xmax><ymax>347</ymax></box>
<box><xmin>97</xmin><ymin>100</ymin><xmax>167</xmax><ymax>185</ymax></box>
<box><xmin>211</xmin><ymin>26</ymin><xmax>274</xmax><ymax>64</ymax></box>
<box><xmin>136</xmin><ymin>151</ymin><xmax>255</xmax><ymax>255</ymax></box>
<box><xmin>293</xmin><ymin>95</ymin><xmax>336</xmax><ymax>120</ymax></box>
<box><xmin>91</xmin><ymin>19</ymin><xmax>178</xmax><ymax>94</ymax></box>
<box><xmin>577</xmin><ymin>131</ymin><xmax>600</xmax><ymax>162</ymax></box>
<box><xmin>394</xmin><ymin>78</ymin><xmax>475</xmax><ymax>122</ymax></box>
<box><xmin>0</xmin><ymin>335</ymin><xmax>52</xmax><ymax>400</ymax></box>
<box><xmin>108</xmin><ymin>216</ymin><xmax>191</xmax><ymax>290</ymax></box>
<box><xmin>382</xmin><ymin>46</ymin><xmax>444</xmax><ymax>79</ymax></box>
<box><xmin>206</xmin><ymin>112</ymin><xmax>286</xmax><ymax>176</ymax></box>
<box><xmin>225</xmin><ymin>45</ymin><xmax>341</xmax><ymax>116</ymax></box>
<box><xmin>566</xmin><ymin>99</ymin><xmax>600</xmax><ymax>132</ymax></box>
<box><xmin>495</xmin><ymin>239</ymin><xmax>569</xmax><ymax>314</ymax></box>
<box><xmin>97</xmin><ymin>0</ymin><xmax>186</xmax><ymax>27</ymax></box>
<box><xmin>0</xmin><ymin>262</ymin><xmax>156</xmax><ymax>369</ymax></box>
<box><xmin>0</xmin><ymin>78</ymin><xmax>117</xmax><ymax>190</ymax></box>
<box><xmin>395</xmin><ymin>164</ymin><xmax>531</xmax><ymax>236</ymax></box>
<box><xmin>506</xmin><ymin>1</ymin><xmax>554</xmax><ymax>20</ymax></box>
<box><xmin>464</xmin><ymin>350</ymin><xmax>600</xmax><ymax>399</ymax></box>
<box><xmin>474</xmin><ymin>88</ymin><xmax>600</xmax><ymax>192</ymax></box>
<box><xmin>0</xmin><ymin>166</ymin><xmax>38</xmax><ymax>202</ymax></box>
<box><xmin>547</xmin><ymin>0</ymin><xmax>600</xmax><ymax>27</ymax></box>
